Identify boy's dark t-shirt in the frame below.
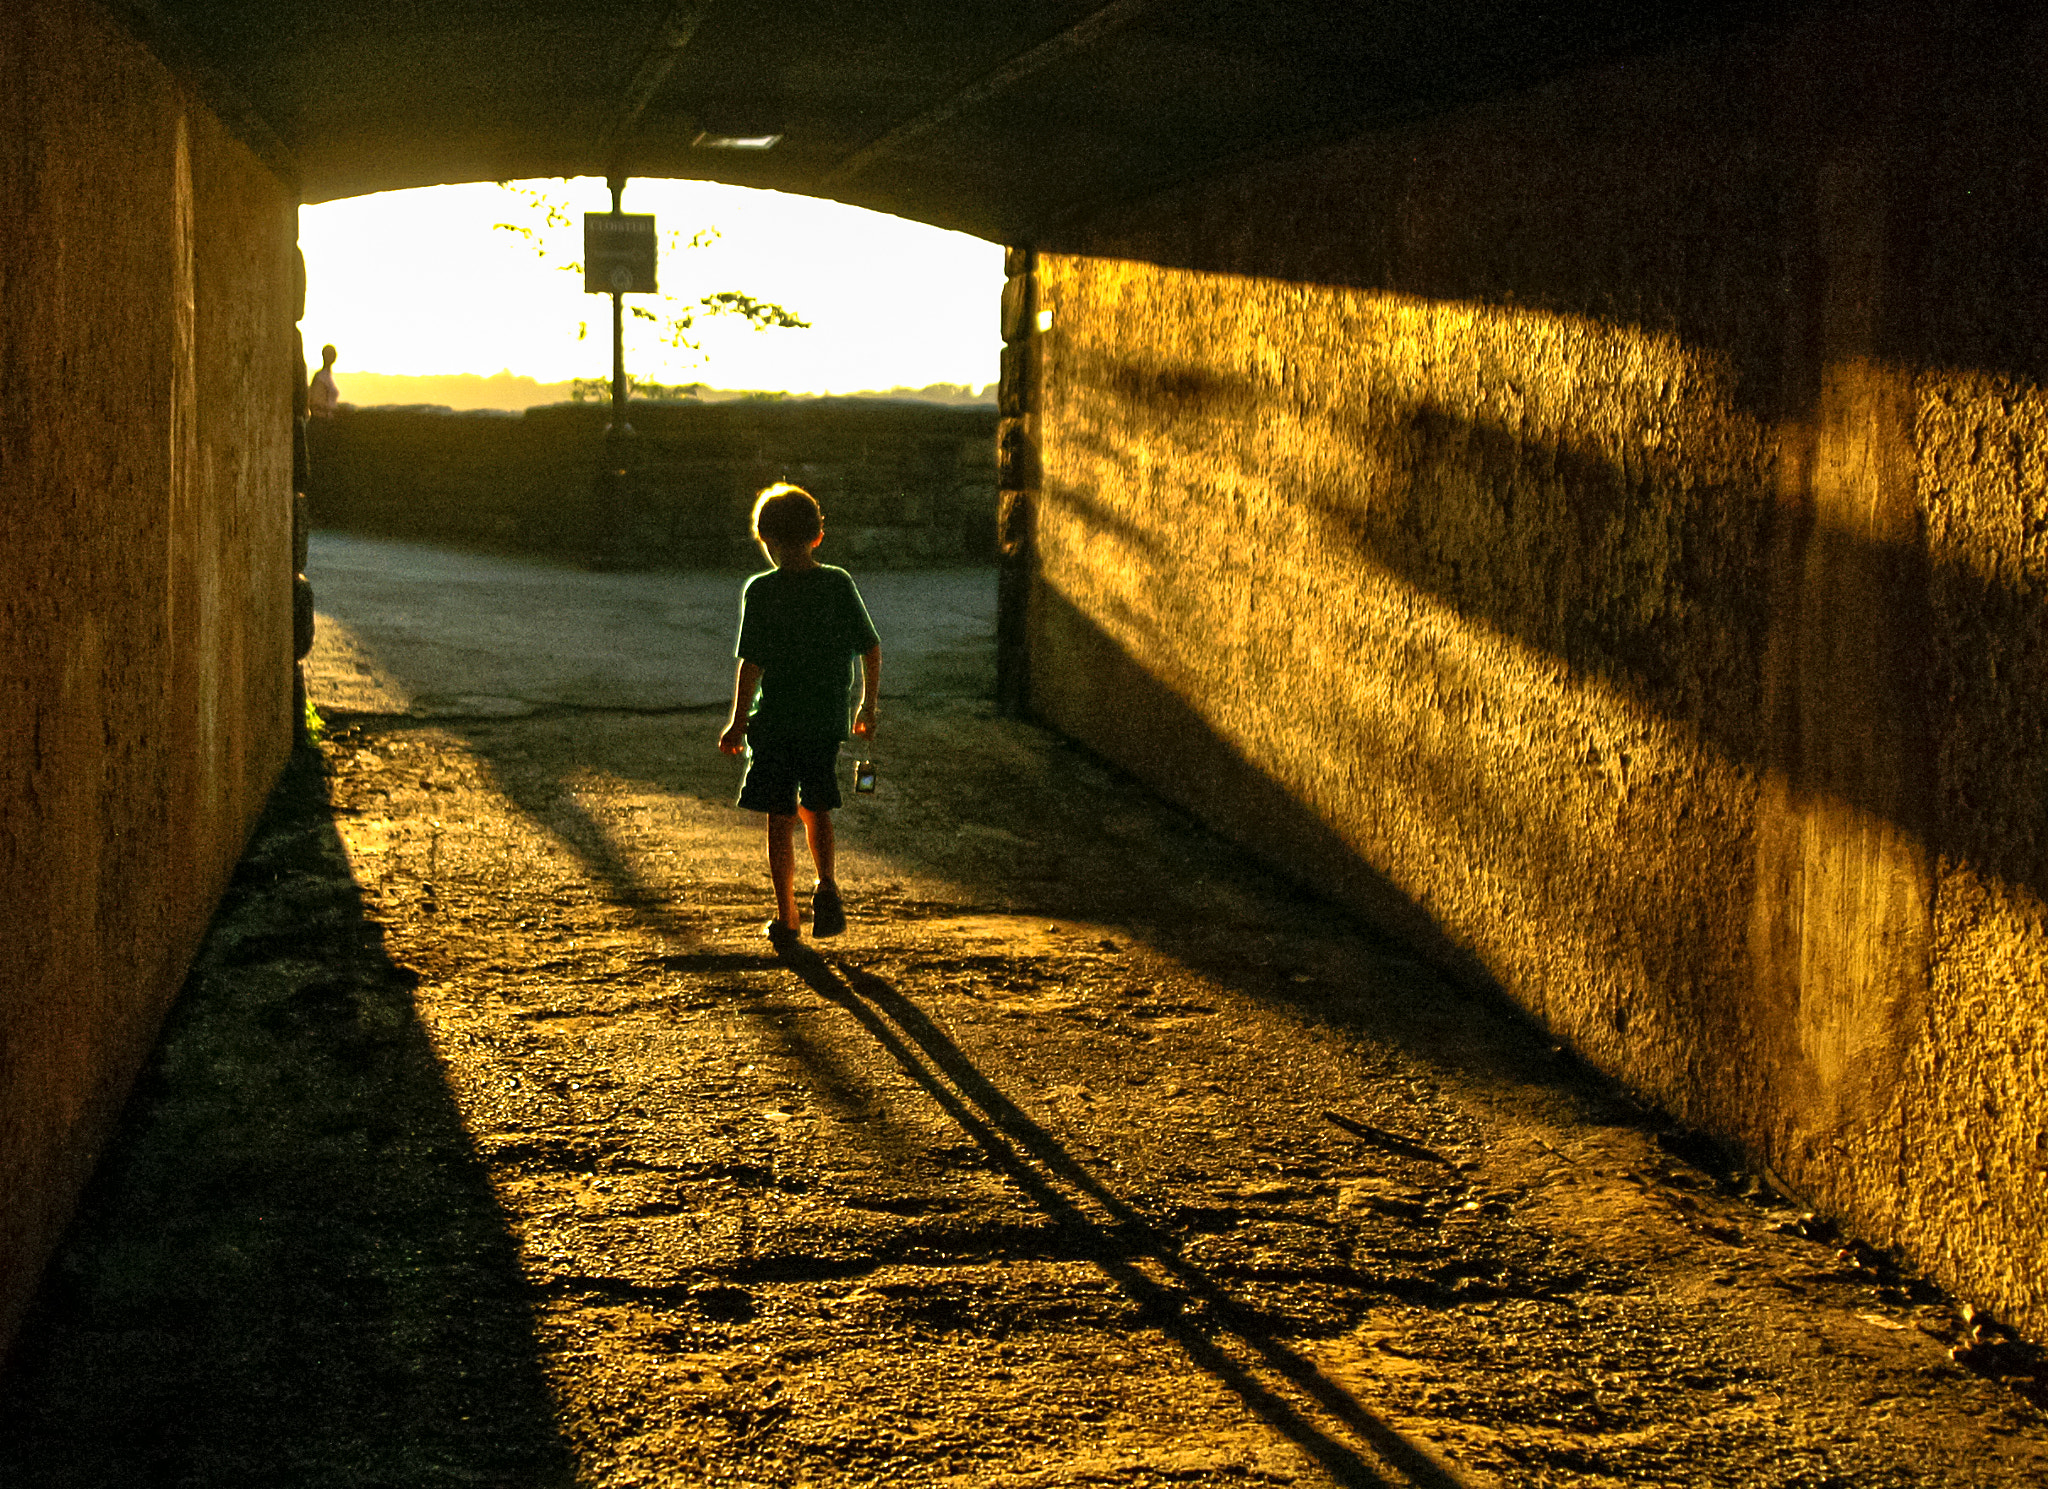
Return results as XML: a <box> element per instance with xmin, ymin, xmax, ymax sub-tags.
<box><xmin>735</xmin><ymin>564</ymin><xmax>879</xmax><ymax>745</ymax></box>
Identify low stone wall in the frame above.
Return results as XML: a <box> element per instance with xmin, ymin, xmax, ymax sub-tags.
<box><xmin>306</xmin><ymin>400</ymin><xmax>999</xmax><ymax>568</ymax></box>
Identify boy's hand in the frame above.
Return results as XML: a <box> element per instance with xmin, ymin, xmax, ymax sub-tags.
<box><xmin>723</xmin><ymin>661</ymin><xmax>764</xmax><ymax>755</ymax></box>
<box><xmin>853</xmin><ymin>700</ymin><xmax>877</xmax><ymax>738</ymax></box>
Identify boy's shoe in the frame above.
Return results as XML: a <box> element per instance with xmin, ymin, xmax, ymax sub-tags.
<box><xmin>764</xmin><ymin>919</ymin><xmax>802</xmax><ymax>949</ymax></box>
<box><xmin>811</xmin><ymin>884</ymin><xmax>847</xmax><ymax>938</ymax></box>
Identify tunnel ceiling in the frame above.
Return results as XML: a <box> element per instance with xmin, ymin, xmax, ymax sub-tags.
<box><xmin>142</xmin><ymin>0</ymin><xmax>1754</xmax><ymax>238</ymax></box>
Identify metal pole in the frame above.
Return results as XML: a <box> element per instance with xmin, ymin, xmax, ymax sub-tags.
<box><xmin>609</xmin><ymin>175</ymin><xmax>628</xmax><ymax>417</ymax></box>
<box><xmin>594</xmin><ymin>174</ymin><xmax>634</xmax><ymax>566</ymax></box>
<box><xmin>611</xmin><ymin>287</ymin><xmax>626</xmax><ymax>413</ymax></box>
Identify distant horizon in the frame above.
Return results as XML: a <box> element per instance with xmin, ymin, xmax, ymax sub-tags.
<box><xmin>319</xmin><ymin>368</ymin><xmax>996</xmax><ymax>413</ymax></box>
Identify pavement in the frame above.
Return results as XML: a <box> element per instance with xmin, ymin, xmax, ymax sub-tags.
<box><xmin>302</xmin><ymin>532</ymin><xmax>997</xmax><ymax>716</ymax></box>
<box><xmin>3</xmin><ymin>536</ymin><xmax>2045</xmax><ymax>1487</ymax></box>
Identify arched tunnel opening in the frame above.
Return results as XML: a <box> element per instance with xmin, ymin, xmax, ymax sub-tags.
<box><xmin>292</xmin><ymin>175</ymin><xmax>1006</xmax><ymax>574</ymax></box>
<box><xmin>5</xmin><ymin>0</ymin><xmax>2047</xmax><ymax>1481</ymax></box>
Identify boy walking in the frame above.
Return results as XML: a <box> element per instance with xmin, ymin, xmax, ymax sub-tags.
<box><xmin>719</xmin><ymin>484</ymin><xmax>881</xmax><ymax>947</ymax></box>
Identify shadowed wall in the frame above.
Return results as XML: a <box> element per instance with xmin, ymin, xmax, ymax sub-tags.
<box><xmin>0</xmin><ymin>0</ymin><xmax>297</xmax><ymax>1353</ymax></box>
<box><xmin>1017</xmin><ymin>1</ymin><xmax>2047</xmax><ymax>1335</ymax></box>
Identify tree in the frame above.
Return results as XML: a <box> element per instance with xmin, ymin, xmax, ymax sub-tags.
<box><xmin>492</xmin><ymin>183</ymin><xmax>809</xmax><ymax>400</ymax></box>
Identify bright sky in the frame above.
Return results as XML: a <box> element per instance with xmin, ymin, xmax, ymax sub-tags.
<box><xmin>299</xmin><ymin>177</ymin><xmax>1005</xmax><ymax>393</ymax></box>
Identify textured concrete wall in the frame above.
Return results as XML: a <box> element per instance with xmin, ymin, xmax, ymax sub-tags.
<box><xmin>0</xmin><ymin>0</ymin><xmax>297</xmax><ymax>1353</ymax></box>
<box><xmin>1020</xmin><ymin>2</ymin><xmax>2048</xmax><ymax>1336</ymax></box>
<box><xmin>307</xmin><ymin>401</ymin><xmax>998</xmax><ymax>569</ymax></box>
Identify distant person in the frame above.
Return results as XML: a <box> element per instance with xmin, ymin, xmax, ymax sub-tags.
<box><xmin>308</xmin><ymin>343</ymin><xmax>340</xmax><ymax>418</ymax></box>
<box><xmin>719</xmin><ymin>484</ymin><xmax>881</xmax><ymax>948</ymax></box>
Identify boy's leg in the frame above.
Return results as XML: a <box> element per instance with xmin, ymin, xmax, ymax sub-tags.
<box><xmin>801</xmin><ymin>807</ymin><xmax>847</xmax><ymax>937</ymax></box>
<box><xmin>765</xmin><ymin>813</ymin><xmax>801</xmax><ymax>930</ymax></box>
<box><xmin>792</xmin><ymin>745</ymin><xmax>847</xmax><ymax>937</ymax></box>
<box><xmin>798</xmin><ymin>806</ymin><xmax>836</xmax><ymax>889</ymax></box>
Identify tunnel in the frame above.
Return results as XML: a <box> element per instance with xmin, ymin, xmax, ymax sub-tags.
<box><xmin>3</xmin><ymin>0</ymin><xmax>2044</xmax><ymax>1435</ymax></box>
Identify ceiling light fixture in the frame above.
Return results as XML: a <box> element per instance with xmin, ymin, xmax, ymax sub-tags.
<box><xmin>692</xmin><ymin>130</ymin><xmax>783</xmax><ymax>150</ymax></box>
<box><xmin>691</xmin><ymin>106</ymin><xmax>784</xmax><ymax>150</ymax></box>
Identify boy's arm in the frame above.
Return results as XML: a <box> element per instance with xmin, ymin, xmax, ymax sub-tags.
<box><xmin>719</xmin><ymin>659</ymin><xmax>764</xmax><ymax>753</ymax></box>
<box><xmin>853</xmin><ymin>644</ymin><xmax>881</xmax><ymax>738</ymax></box>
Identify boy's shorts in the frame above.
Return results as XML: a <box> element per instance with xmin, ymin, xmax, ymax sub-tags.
<box><xmin>737</xmin><ymin>738</ymin><xmax>843</xmax><ymax>816</ymax></box>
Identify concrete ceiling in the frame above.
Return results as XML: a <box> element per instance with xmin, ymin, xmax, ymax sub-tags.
<box><xmin>138</xmin><ymin>0</ymin><xmax>1754</xmax><ymax>238</ymax></box>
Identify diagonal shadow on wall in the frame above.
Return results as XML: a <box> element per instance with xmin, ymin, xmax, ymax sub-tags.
<box><xmin>1053</xmin><ymin>348</ymin><xmax>2042</xmax><ymax>913</ymax></box>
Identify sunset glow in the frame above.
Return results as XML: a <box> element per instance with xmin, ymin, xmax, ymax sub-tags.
<box><xmin>298</xmin><ymin>178</ymin><xmax>1005</xmax><ymax>397</ymax></box>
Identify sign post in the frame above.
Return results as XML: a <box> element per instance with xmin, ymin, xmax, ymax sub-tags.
<box><xmin>583</xmin><ymin>179</ymin><xmax>656</xmax><ymax>563</ymax></box>
<box><xmin>584</xmin><ymin>194</ymin><xmax>657</xmax><ymax>418</ymax></box>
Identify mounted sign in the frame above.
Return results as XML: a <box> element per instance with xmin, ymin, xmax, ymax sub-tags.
<box><xmin>584</xmin><ymin>213</ymin><xmax>657</xmax><ymax>294</ymax></box>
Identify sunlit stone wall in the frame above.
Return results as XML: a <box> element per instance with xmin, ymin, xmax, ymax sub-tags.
<box><xmin>0</xmin><ymin>0</ymin><xmax>297</xmax><ymax>1352</ymax></box>
<box><xmin>1022</xmin><ymin>3</ymin><xmax>2047</xmax><ymax>1335</ymax></box>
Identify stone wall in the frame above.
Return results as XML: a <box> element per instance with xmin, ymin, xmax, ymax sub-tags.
<box><xmin>0</xmin><ymin>0</ymin><xmax>297</xmax><ymax>1353</ymax></box>
<box><xmin>1012</xmin><ymin>1</ymin><xmax>2048</xmax><ymax>1336</ymax></box>
<box><xmin>306</xmin><ymin>400</ymin><xmax>999</xmax><ymax>569</ymax></box>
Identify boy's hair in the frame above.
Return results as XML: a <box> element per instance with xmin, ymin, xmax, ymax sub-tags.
<box><xmin>752</xmin><ymin>483</ymin><xmax>823</xmax><ymax>549</ymax></box>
